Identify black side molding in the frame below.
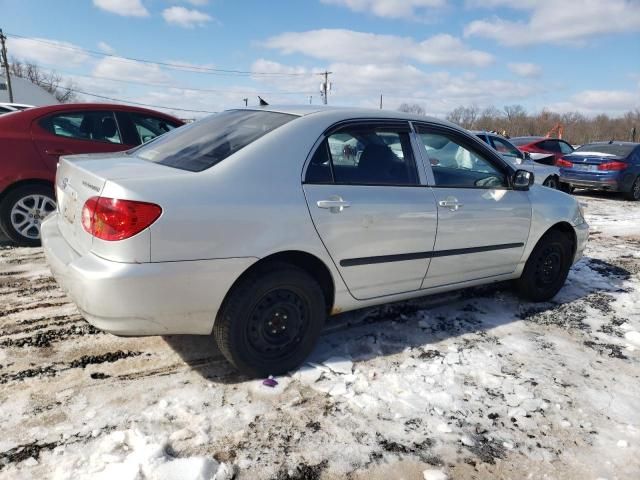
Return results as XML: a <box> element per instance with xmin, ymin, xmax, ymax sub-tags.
<box><xmin>340</xmin><ymin>243</ymin><xmax>524</xmax><ymax>267</ymax></box>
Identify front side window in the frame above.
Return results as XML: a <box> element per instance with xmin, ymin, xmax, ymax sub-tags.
<box><xmin>491</xmin><ymin>136</ymin><xmax>522</xmax><ymax>162</ymax></box>
<box><xmin>41</xmin><ymin>111</ymin><xmax>122</xmax><ymax>144</ymax></box>
<box><xmin>135</xmin><ymin>110</ymin><xmax>296</xmax><ymax>172</ymax></box>
<box><xmin>539</xmin><ymin>140</ymin><xmax>561</xmax><ymax>153</ymax></box>
<box><xmin>417</xmin><ymin>129</ymin><xmax>507</xmax><ymax>188</ymax></box>
<box><xmin>305</xmin><ymin>126</ymin><xmax>419</xmax><ymax>186</ymax></box>
<box><xmin>129</xmin><ymin>113</ymin><xmax>180</xmax><ymax>144</ymax></box>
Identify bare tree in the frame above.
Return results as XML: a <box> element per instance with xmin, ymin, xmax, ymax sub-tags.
<box><xmin>445</xmin><ymin>103</ymin><xmax>640</xmax><ymax>145</ymax></box>
<box><xmin>9</xmin><ymin>59</ymin><xmax>77</xmax><ymax>103</ymax></box>
<box><xmin>398</xmin><ymin>103</ymin><xmax>425</xmax><ymax>115</ymax></box>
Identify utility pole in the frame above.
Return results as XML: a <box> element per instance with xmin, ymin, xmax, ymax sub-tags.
<box><xmin>320</xmin><ymin>70</ymin><xmax>332</xmax><ymax>105</ymax></box>
<box><xmin>243</xmin><ymin>97</ymin><xmax>248</xmax><ymax>107</ymax></box>
<box><xmin>309</xmin><ymin>95</ymin><xmax>312</xmax><ymax>105</ymax></box>
<box><xmin>0</xmin><ymin>29</ymin><xmax>14</xmax><ymax>103</ymax></box>
<box><xmin>380</xmin><ymin>94</ymin><xmax>383</xmax><ymax>110</ymax></box>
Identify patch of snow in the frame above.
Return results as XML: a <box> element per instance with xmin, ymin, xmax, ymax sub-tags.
<box><xmin>322</xmin><ymin>356</ymin><xmax>353</xmax><ymax>375</ymax></box>
<box><xmin>423</xmin><ymin>468</ymin><xmax>448</xmax><ymax>480</ymax></box>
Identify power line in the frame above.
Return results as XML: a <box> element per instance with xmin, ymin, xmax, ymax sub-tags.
<box><xmin>42</xmin><ymin>68</ymin><xmax>317</xmax><ymax>96</ymax></box>
<box><xmin>52</xmin><ymin>85</ymin><xmax>217</xmax><ymax>114</ymax></box>
<box><xmin>6</xmin><ymin>32</ymin><xmax>321</xmax><ymax>78</ymax></box>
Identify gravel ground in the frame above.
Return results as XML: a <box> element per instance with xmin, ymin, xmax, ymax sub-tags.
<box><xmin>0</xmin><ymin>192</ymin><xmax>639</xmax><ymax>480</ymax></box>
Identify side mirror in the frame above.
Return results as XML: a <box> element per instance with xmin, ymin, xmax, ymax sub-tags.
<box><xmin>513</xmin><ymin>169</ymin><xmax>534</xmax><ymax>190</ymax></box>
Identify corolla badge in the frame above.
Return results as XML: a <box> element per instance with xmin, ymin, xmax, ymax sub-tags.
<box><xmin>61</xmin><ymin>177</ymin><xmax>69</xmax><ymax>189</ymax></box>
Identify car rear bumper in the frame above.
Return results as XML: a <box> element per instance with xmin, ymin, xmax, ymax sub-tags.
<box><xmin>41</xmin><ymin>214</ymin><xmax>257</xmax><ymax>336</ymax></box>
<box><xmin>559</xmin><ymin>173</ymin><xmax>621</xmax><ymax>190</ymax></box>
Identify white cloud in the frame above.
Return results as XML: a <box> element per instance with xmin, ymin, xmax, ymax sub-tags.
<box><xmin>251</xmin><ymin>59</ymin><xmax>538</xmax><ymax>115</ymax></box>
<box><xmin>162</xmin><ymin>6</ymin><xmax>213</xmax><ymax>28</ymax></box>
<box><xmin>508</xmin><ymin>62</ymin><xmax>541</xmax><ymax>78</ymax></box>
<box><xmin>97</xmin><ymin>41</ymin><xmax>116</xmax><ymax>55</ymax></box>
<box><xmin>464</xmin><ymin>0</ymin><xmax>640</xmax><ymax>46</ymax></box>
<box><xmin>178</xmin><ymin>0</ymin><xmax>209</xmax><ymax>5</ymax></box>
<box><xmin>93</xmin><ymin>57</ymin><xmax>172</xmax><ymax>84</ymax></box>
<box><xmin>321</xmin><ymin>0</ymin><xmax>446</xmax><ymax>20</ymax></box>
<box><xmin>557</xmin><ymin>90</ymin><xmax>640</xmax><ymax>114</ymax></box>
<box><xmin>93</xmin><ymin>0</ymin><xmax>149</xmax><ymax>17</ymax></box>
<box><xmin>263</xmin><ymin>29</ymin><xmax>493</xmax><ymax>67</ymax></box>
<box><xmin>6</xmin><ymin>37</ymin><xmax>89</xmax><ymax>66</ymax></box>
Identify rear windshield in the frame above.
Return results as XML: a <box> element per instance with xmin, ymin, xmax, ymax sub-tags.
<box><xmin>574</xmin><ymin>143</ymin><xmax>637</xmax><ymax>157</ymax></box>
<box><xmin>510</xmin><ymin>137</ymin><xmax>542</xmax><ymax>146</ymax></box>
<box><xmin>134</xmin><ymin>110</ymin><xmax>297</xmax><ymax>172</ymax></box>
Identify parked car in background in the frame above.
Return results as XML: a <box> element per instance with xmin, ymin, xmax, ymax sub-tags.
<box><xmin>42</xmin><ymin>106</ymin><xmax>588</xmax><ymax>377</ymax></box>
<box><xmin>559</xmin><ymin>142</ymin><xmax>640</xmax><ymax>200</ymax></box>
<box><xmin>0</xmin><ymin>102</ymin><xmax>34</xmax><ymax>114</ymax></box>
<box><xmin>0</xmin><ymin>103</ymin><xmax>183</xmax><ymax>245</ymax></box>
<box><xmin>511</xmin><ymin>136</ymin><xmax>575</xmax><ymax>165</ymax></box>
<box><xmin>474</xmin><ymin>131</ymin><xmax>561</xmax><ymax>189</ymax></box>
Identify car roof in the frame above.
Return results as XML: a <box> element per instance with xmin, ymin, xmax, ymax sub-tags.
<box><xmin>511</xmin><ymin>136</ymin><xmax>545</xmax><ymax>142</ymax></box>
<box><xmin>0</xmin><ymin>102</ymin><xmax>183</xmax><ymax>123</ymax></box>
<box><xmin>245</xmin><ymin>104</ymin><xmax>452</xmax><ymax>125</ymax></box>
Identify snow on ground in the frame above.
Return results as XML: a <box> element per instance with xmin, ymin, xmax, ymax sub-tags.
<box><xmin>1</xmin><ymin>192</ymin><xmax>639</xmax><ymax>479</ymax></box>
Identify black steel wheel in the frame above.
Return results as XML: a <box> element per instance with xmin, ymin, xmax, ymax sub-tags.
<box><xmin>214</xmin><ymin>263</ymin><xmax>326</xmax><ymax>377</ymax></box>
<box><xmin>516</xmin><ymin>230</ymin><xmax>573</xmax><ymax>302</ymax></box>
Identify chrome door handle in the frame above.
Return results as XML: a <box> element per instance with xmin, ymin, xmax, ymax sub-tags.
<box><xmin>438</xmin><ymin>200</ymin><xmax>463</xmax><ymax>211</ymax></box>
<box><xmin>317</xmin><ymin>199</ymin><xmax>351</xmax><ymax>213</ymax></box>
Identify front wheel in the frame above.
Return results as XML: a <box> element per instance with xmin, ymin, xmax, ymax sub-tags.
<box><xmin>516</xmin><ymin>230</ymin><xmax>573</xmax><ymax>302</ymax></box>
<box><xmin>543</xmin><ymin>176</ymin><xmax>559</xmax><ymax>190</ymax></box>
<box><xmin>214</xmin><ymin>263</ymin><xmax>326</xmax><ymax>377</ymax></box>
<box><xmin>624</xmin><ymin>176</ymin><xmax>640</xmax><ymax>201</ymax></box>
<box><xmin>0</xmin><ymin>184</ymin><xmax>56</xmax><ymax>247</ymax></box>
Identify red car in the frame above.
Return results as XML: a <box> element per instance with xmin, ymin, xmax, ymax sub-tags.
<box><xmin>0</xmin><ymin>103</ymin><xmax>183</xmax><ymax>245</ymax></box>
<box><xmin>510</xmin><ymin>136</ymin><xmax>575</xmax><ymax>166</ymax></box>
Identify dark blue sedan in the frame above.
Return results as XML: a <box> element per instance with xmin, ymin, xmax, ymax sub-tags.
<box><xmin>559</xmin><ymin>142</ymin><xmax>640</xmax><ymax>200</ymax></box>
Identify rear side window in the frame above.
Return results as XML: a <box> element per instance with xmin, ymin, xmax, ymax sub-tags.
<box><xmin>305</xmin><ymin>125</ymin><xmax>419</xmax><ymax>186</ymax></box>
<box><xmin>135</xmin><ymin>110</ymin><xmax>296</xmax><ymax>172</ymax></box>
<box><xmin>41</xmin><ymin>111</ymin><xmax>122</xmax><ymax>144</ymax></box>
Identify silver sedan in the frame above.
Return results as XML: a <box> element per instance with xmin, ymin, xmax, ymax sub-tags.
<box><xmin>42</xmin><ymin>106</ymin><xmax>589</xmax><ymax>376</ymax></box>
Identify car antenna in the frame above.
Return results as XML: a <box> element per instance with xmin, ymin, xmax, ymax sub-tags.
<box><xmin>258</xmin><ymin>96</ymin><xmax>269</xmax><ymax>106</ymax></box>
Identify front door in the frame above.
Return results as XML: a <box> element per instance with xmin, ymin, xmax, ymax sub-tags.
<box><xmin>414</xmin><ymin>125</ymin><xmax>532</xmax><ymax>288</ymax></box>
<box><xmin>303</xmin><ymin>121</ymin><xmax>438</xmax><ymax>300</ymax></box>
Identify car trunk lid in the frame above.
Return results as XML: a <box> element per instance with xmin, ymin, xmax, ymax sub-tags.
<box><xmin>55</xmin><ymin>153</ymin><xmax>188</xmax><ymax>257</ymax></box>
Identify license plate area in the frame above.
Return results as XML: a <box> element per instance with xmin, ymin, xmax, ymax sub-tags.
<box><xmin>62</xmin><ymin>188</ymin><xmax>78</xmax><ymax>224</ymax></box>
<box><xmin>573</xmin><ymin>164</ymin><xmax>599</xmax><ymax>172</ymax></box>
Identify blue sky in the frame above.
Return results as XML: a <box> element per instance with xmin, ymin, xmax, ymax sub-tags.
<box><xmin>3</xmin><ymin>0</ymin><xmax>640</xmax><ymax>118</ymax></box>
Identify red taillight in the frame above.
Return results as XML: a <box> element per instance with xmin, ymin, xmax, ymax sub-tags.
<box><xmin>556</xmin><ymin>158</ymin><xmax>573</xmax><ymax>168</ymax></box>
<box><xmin>598</xmin><ymin>161</ymin><xmax>628</xmax><ymax>171</ymax></box>
<box><xmin>82</xmin><ymin>197</ymin><xmax>162</xmax><ymax>241</ymax></box>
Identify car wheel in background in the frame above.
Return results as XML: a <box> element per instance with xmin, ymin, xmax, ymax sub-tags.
<box><xmin>214</xmin><ymin>263</ymin><xmax>326</xmax><ymax>377</ymax></box>
<box><xmin>543</xmin><ymin>176</ymin><xmax>559</xmax><ymax>190</ymax></box>
<box><xmin>515</xmin><ymin>230</ymin><xmax>573</xmax><ymax>302</ymax></box>
<box><xmin>624</xmin><ymin>176</ymin><xmax>640</xmax><ymax>201</ymax></box>
<box><xmin>559</xmin><ymin>183</ymin><xmax>574</xmax><ymax>194</ymax></box>
<box><xmin>0</xmin><ymin>185</ymin><xmax>56</xmax><ymax>247</ymax></box>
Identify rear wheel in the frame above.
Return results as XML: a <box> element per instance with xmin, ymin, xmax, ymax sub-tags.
<box><xmin>559</xmin><ymin>183</ymin><xmax>574</xmax><ymax>194</ymax></box>
<box><xmin>624</xmin><ymin>176</ymin><xmax>640</xmax><ymax>201</ymax></box>
<box><xmin>0</xmin><ymin>185</ymin><xmax>56</xmax><ymax>247</ymax></box>
<box><xmin>516</xmin><ymin>230</ymin><xmax>573</xmax><ymax>302</ymax></box>
<box><xmin>214</xmin><ymin>263</ymin><xmax>326</xmax><ymax>377</ymax></box>
<box><xmin>543</xmin><ymin>176</ymin><xmax>559</xmax><ymax>190</ymax></box>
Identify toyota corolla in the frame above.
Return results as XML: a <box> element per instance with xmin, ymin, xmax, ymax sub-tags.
<box><xmin>42</xmin><ymin>106</ymin><xmax>589</xmax><ymax>376</ymax></box>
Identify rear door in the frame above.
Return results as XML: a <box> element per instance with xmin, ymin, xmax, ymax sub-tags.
<box><xmin>303</xmin><ymin>121</ymin><xmax>438</xmax><ymax>300</ymax></box>
<box><xmin>32</xmin><ymin>110</ymin><xmax>130</xmax><ymax>171</ymax></box>
<box><xmin>414</xmin><ymin>124</ymin><xmax>531</xmax><ymax>288</ymax></box>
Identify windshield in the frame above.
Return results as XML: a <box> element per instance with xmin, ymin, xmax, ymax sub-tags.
<box><xmin>135</xmin><ymin>110</ymin><xmax>297</xmax><ymax>172</ymax></box>
<box><xmin>574</xmin><ymin>143</ymin><xmax>636</xmax><ymax>157</ymax></box>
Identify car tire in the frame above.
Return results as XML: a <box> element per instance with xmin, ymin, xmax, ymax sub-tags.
<box><xmin>543</xmin><ymin>176</ymin><xmax>559</xmax><ymax>189</ymax></box>
<box><xmin>0</xmin><ymin>184</ymin><xmax>56</xmax><ymax>247</ymax></box>
<box><xmin>624</xmin><ymin>176</ymin><xmax>640</xmax><ymax>201</ymax></box>
<box><xmin>214</xmin><ymin>263</ymin><xmax>326</xmax><ymax>377</ymax></box>
<box><xmin>515</xmin><ymin>230</ymin><xmax>573</xmax><ymax>302</ymax></box>
<box><xmin>559</xmin><ymin>182</ymin><xmax>574</xmax><ymax>194</ymax></box>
